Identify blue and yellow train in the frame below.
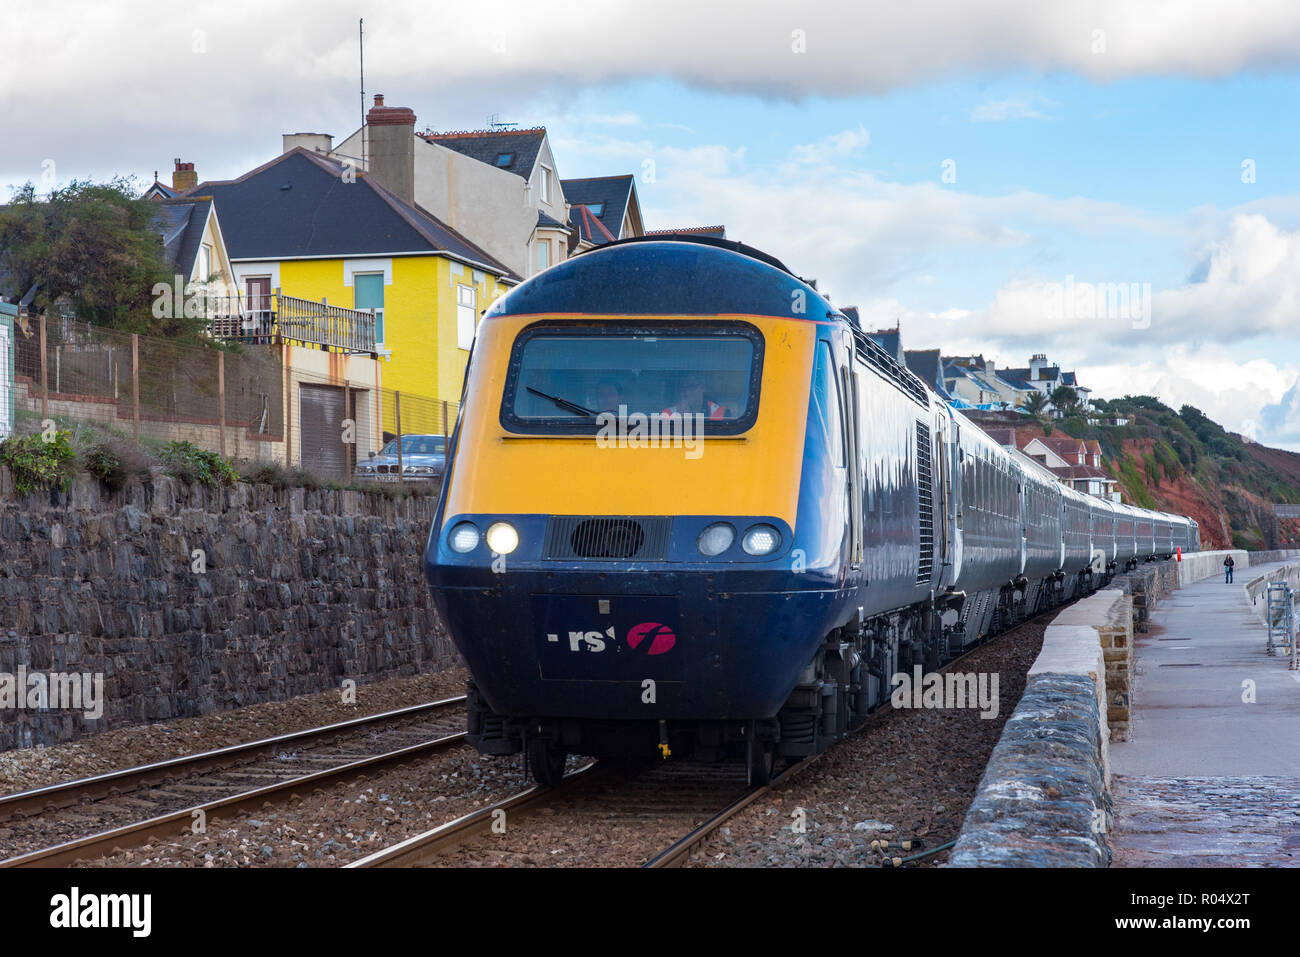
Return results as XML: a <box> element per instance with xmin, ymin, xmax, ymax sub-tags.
<box><xmin>423</xmin><ymin>236</ymin><xmax>1198</xmax><ymax>785</ymax></box>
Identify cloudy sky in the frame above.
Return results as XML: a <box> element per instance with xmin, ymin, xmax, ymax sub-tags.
<box><xmin>7</xmin><ymin>1</ymin><xmax>1300</xmax><ymax>446</ymax></box>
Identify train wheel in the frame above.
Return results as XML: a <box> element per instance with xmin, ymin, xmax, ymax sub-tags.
<box><xmin>527</xmin><ymin>738</ymin><xmax>567</xmax><ymax>788</ymax></box>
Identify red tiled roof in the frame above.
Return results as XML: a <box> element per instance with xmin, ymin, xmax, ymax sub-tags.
<box><xmin>1029</xmin><ymin>435</ymin><xmax>1087</xmax><ymax>455</ymax></box>
<box><xmin>1050</xmin><ymin>464</ymin><xmax>1115</xmax><ymax>481</ymax></box>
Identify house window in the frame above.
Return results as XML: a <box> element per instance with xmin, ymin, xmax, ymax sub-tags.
<box><xmin>495</xmin><ymin>153</ymin><xmax>514</xmax><ymax>167</ymax></box>
<box><xmin>457</xmin><ymin>284</ymin><xmax>476</xmax><ymax>350</ymax></box>
<box><xmin>587</xmin><ymin>202</ymin><xmax>604</xmax><ymax>217</ymax></box>
<box><xmin>197</xmin><ymin>244</ymin><xmax>212</xmax><ymax>282</ymax></box>
<box><xmin>539</xmin><ymin>165</ymin><xmax>552</xmax><ymax>204</ymax></box>
<box><xmin>535</xmin><ymin>240</ymin><xmax>550</xmax><ymax>273</ymax></box>
<box><xmin>354</xmin><ymin>272</ymin><xmax>385</xmax><ymax>342</ymax></box>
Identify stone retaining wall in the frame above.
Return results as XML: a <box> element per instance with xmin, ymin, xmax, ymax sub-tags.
<box><xmin>1177</xmin><ymin>548</ymin><xmax>1246</xmax><ymax>587</ymax></box>
<box><xmin>948</xmin><ymin>590</ymin><xmax>1127</xmax><ymax>867</ymax></box>
<box><xmin>1245</xmin><ymin>548</ymin><xmax>1300</xmax><ymax>566</ymax></box>
<box><xmin>0</xmin><ymin>468</ymin><xmax>451</xmax><ymax>750</ymax></box>
<box><xmin>1108</xmin><ymin>561</ymin><xmax>1176</xmax><ymax>636</ymax></box>
<box><xmin>1244</xmin><ymin>560</ymin><xmax>1300</xmax><ymax>626</ymax></box>
<box><xmin>943</xmin><ymin>550</ymin><xmax>1300</xmax><ymax>866</ymax></box>
<box><xmin>1051</xmin><ymin>587</ymin><xmax>1139</xmax><ymax>743</ymax></box>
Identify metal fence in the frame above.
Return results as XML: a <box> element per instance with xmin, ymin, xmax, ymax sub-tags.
<box><xmin>8</xmin><ymin>314</ymin><xmax>460</xmax><ymax>486</ymax></box>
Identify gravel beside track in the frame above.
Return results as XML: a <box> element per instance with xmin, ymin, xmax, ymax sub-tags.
<box><xmin>685</xmin><ymin>616</ymin><xmax>1049</xmax><ymax>867</ymax></box>
<box><xmin>0</xmin><ymin>668</ymin><xmax>468</xmax><ymax>794</ymax></box>
<box><xmin>77</xmin><ymin>743</ymin><xmax>540</xmax><ymax>867</ymax></box>
<box><xmin>2</xmin><ymin>614</ymin><xmax>1048</xmax><ymax>868</ymax></box>
<box><xmin>430</xmin><ymin>761</ymin><xmax>752</xmax><ymax>868</ymax></box>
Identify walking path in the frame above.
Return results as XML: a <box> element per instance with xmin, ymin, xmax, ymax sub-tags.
<box><xmin>1111</xmin><ymin>558</ymin><xmax>1300</xmax><ymax>866</ymax></box>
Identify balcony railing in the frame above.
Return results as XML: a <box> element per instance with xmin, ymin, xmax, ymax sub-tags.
<box><xmin>207</xmin><ymin>290</ymin><xmax>377</xmax><ymax>355</ymax></box>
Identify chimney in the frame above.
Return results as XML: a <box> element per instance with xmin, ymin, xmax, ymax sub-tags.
<box><xmin>365</xmin><ymin>94</ymin><xmax>416</xmax><ymax>204</ymax></box>
<box><xmin>283</xmin><ymin>132</ymin><xmax>334</xmax><ymax>155</ymax></box>
<box><xmin>172</xmin><ymin>159</ymin><xmax>197</xmax><ymax>192</ymax></box>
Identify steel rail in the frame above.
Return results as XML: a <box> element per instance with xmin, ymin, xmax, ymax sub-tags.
<box><xmin>0</xmin><ymin>696</ymin><xmax>466</xmax><ymax>821</ymax></box>
<box><xmin>0</xmin><ymin>730</ymin><xmax>467</xmax><ymax>868</ymax></box>
<box><xmin>347</xmin><ymin>762</ymin><xmax>600</xmax><ymax>869</ymax></box>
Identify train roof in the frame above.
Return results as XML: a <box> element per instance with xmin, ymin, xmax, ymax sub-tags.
<box><xmin>577</xmin><ymin>233</ymin><xmax>798</xmax><ymax>275</ymax></box>
<box><xmin>483</xmin><ymin>237</ymin><xmax>833</xmax><ymax>321</ymax></box>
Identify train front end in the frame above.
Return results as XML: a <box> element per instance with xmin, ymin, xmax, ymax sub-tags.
<box><xmin>424</xmin><ymin>240</ymin><xmax>847</xmax><ymax>783</ymax></box>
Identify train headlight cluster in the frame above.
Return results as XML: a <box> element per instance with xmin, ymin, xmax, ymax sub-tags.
<box><xmin>485</xmin><ymin>522</ymin><xmax>519</xmax><ymax>555</ymax></box>
<box><xmin>449</xmin><ymin>522</ymin><xmax>481</xmax><ymax>553</ymax></box>
<box><xmin>696</xmin><ymin>523</ymin><xmax>735</xmax><ymax>556</ymax></box>
<box><xmin>741</xmin><ymin>524</ymin><xmax>781</xmax><ymax>556</ymax></box>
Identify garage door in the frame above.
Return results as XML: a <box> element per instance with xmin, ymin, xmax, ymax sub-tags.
<box><xmin>299</xmin><ymin>383</ymin><xmax>351</xmax><ymax>479</ymax></box>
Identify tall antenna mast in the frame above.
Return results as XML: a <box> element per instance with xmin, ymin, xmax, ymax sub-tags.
<box><xmin>359</xmin><ymin>18</ymin><xmax>366</xmax><ymax>169</ymax></box>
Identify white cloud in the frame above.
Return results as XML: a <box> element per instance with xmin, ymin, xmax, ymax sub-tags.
<box><xmin>8</xmin><ymin>0</ymin><xmax>1300</xmax><ymax>185</ymax></box>
<box><xmin>790</xmin><ymin>125</ymin><xmax>870</xmax><ymax>164</ymax></box>
<box><xmin>866</xmin><ymin>211</ymin><xmax>1300</xmax><ymax>449</ymax></box>
<box><xmin>616</xmin><ymin>125</ymin><xmax>1168</xmax><ymax>299</ymax></box>
<box><xmin>970</xmin><ymin>96</ymin><xmax>1054</xmax><ymax>122</ymax></box>
<box><xmin>1083</xmin><ymin>348</ymin><xmax>1296</xmax><ymax>437</ymax></box>
<box><xmin>1153</xmin><ymin>214</ymin><xmax>1300</xmax><ymax>340</ymax></box>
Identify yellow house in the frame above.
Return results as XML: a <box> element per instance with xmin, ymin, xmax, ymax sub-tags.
<box><xmin>192</xmin><ymin>148</ymin><xmax>519</xmax><ymax>452</ymax></box>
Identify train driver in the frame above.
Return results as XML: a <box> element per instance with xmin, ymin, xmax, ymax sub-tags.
<box><xmin>595</xmin><ymin>379</ymin><xmax>625</xmax><ymax>414</ymax></box>
<box><xmin>661</xmin><ymin>373</ymin><xmax>728</xmax><ymax>420</ymax></box>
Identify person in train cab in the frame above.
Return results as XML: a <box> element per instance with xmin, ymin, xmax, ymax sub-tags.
<box><xmin>595</xmin><ymin>379</ymin><xmax>625</xmax><ymax>415</ymax></box>
<box><xmin>1224</xmin><ymin>554</ymin><xmax>1235</xmax><ymax>584</ymax></box>
<box><xmin>661</xmin><ymin>372</ymin><xmax>728</xmax><ymax>419</ymax></box>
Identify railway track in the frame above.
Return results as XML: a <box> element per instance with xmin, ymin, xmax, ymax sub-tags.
<box><xmin>351</xmin><ymin>608</ymin><xmax>1048</xmax><ymax>869</ymax></box>
<box><xmin>0</xmin><ymin>696</ymin><xmax>467</xmax><ymax>868</ymax></box>
<box><xmin>349</xmin><ymin>759</ymin><xmax>756</xmax><ymax>868</ymax></box>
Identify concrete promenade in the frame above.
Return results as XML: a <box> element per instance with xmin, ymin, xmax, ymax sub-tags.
<box><xmin>1111</xmin><ymin>558</ymin><xmax>1300</xmax><ymax>866</ymax></box>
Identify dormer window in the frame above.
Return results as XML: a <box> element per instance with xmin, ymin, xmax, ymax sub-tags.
<box><xmin>587</xmin><ymin>202</ymin><xmax>604</xmax><ymax>217</ymax></box>
<box><xmin>495</xmin><ymin>153</ymin><xmax>514</xmax><ymax>167</ymax></box>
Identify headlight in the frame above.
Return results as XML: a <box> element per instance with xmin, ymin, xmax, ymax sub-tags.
<box><xmin>485</xmin><ymin>522</ymin><xmax>519</xmax><ymax>555</ymax></box>
<box><xmin>741</xmin><ymin>524</ymin><xmax>781</xmax><ymax>556</ymax></box>
<box><xmin>696</xmin><ymin>523</ymin><xmax>735</xmax><ymax>556</ymax></box>
<box><xmin>404</xmin><ymin>465</ymin><xmax>437</xmax><ymax>475</ymax></box>
<box><xmin>449</xmin><ymin>522</ymin><xmax>480</xmax><ymax>553</ymax></box>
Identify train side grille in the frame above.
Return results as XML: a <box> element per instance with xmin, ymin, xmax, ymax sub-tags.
<box><xmin>543</xmin><ymin>516</ymin><xmax>671</xmax><ymax>561</ymax></box>
<box><xmin>916</xmin><ymin>421</ymin><xmax>935</xmax><ymax>585</ymax></box>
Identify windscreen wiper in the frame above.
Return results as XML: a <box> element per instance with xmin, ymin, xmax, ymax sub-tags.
<box><xmin>526</xmin><ymin>386</ymin><xmax>595</xmax><ymax>416</ymax></box>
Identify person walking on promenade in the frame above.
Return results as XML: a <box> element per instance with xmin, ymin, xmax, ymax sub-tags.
<box><xmin>1224</xmin><ymin>554</ymin><xmax>1235</xmax><ymax>584</ymax></box>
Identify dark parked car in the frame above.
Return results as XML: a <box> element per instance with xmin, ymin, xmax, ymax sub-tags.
<box><xmin>355</xmin><ymin>434</ymin><xmax>446</xmax><ymax>484</ymax></box>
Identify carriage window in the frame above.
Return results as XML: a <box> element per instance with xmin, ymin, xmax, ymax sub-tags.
<box><xmin>502</xmin><ymin>321</ymin><xmax>763</xmax><ymax>435</ymax></box>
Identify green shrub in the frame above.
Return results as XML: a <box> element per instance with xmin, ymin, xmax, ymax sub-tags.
<box><xmin>84</xmin><ymin>444</ymin><xmax>123</xmax><ymax>489</ymax></box>
<box><xmin>241</xmin><ymin>461</ymin><xmax>290</xmax><ymax>489</ymax></box>
<box><xmin>158</xmin><ymin>441</ymin><xmax>237</xmax><ymax>488</ymax></box>
<box><xmin>0</xmin><ymin>430</ymin><xmax>78</xmax><ymax>496</ymax></box>
<box><xmin>85</xmin><ymin>440</ymin><xmax>154</xmax><ymax>492</ymax></box>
